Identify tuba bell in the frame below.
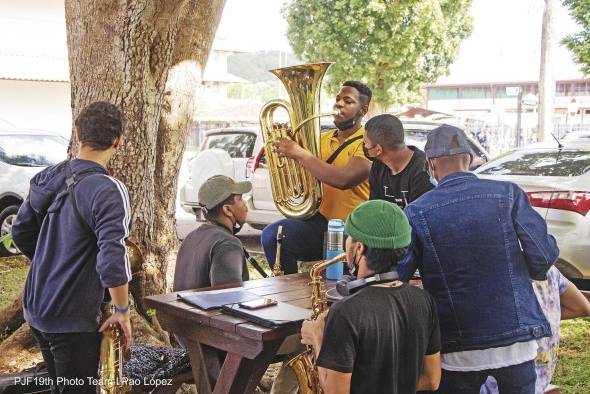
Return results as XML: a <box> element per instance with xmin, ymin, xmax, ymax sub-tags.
<box><xmin>259</xmin><ymin>62</ymin><xmax>335</xmax><ymax>219</ymax></box>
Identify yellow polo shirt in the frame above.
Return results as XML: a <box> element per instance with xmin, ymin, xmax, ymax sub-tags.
<box><xmin>319</xmin><ymin>127</ymin><xmax>370</xmax><ymax>221</ymax></box>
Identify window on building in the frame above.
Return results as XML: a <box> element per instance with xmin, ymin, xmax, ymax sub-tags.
<box><xmin>427</xmin><ymin>88</ymin><xmax>459</xmax><ymax>100</ymax></box>
<box><xmin>494</xmin><ymin>86</ymin><xmax>509</xmax><ymax>99</ymax></box>
<box><xmin>573</xmin><ymin>82</ymin><xmax>590</xmax><ymax>96</ymax></box>
<box><xmin>556</xmin><ymin>82</ymin><xmax>568</xmax><ymax>96</ymax></box>
<box><xmin>459</xmin><ymin>87</ymin><xmax>491</xmax><ymax>99</ymax></box>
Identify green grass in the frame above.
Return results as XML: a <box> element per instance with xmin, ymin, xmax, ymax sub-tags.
<box><xmin>2</xmin><ymin>254</ymin><xmax>590</xmax><ymax>391</ymax></box>
<box><xmin>553</xmin><ymin>318</ymin><xmax>590</xmax><ymax>393</ymax></box>
<box><xmin>0</xmin><ymin>257</ymin><xmax>28</xmax><ymax>310</ymax></box>
<box><xmin>0</xmin><ymin>256</ymin><xmax>29</xmax><ymax>342</ymax></box>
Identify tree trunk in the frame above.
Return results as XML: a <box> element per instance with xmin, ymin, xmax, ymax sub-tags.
<box><xmin>538</xmin><ymin>0</ymin><xmax>556</xmax><ymax>143</ymax></box>
<box><xmin>0</xmin><ymin>0</ymin><xmax>225</xmax><ymax>370</ymax></box>
<box><xmin>64</xmin><ymin>0</ymin><xmax>226</xmax><ymax>311</ymax></box>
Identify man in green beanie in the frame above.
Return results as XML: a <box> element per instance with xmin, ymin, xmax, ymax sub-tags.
<box><xmin>300</xmin><ymin>200</ymin><xmax>442</xmax><ymax>394</ymax></box>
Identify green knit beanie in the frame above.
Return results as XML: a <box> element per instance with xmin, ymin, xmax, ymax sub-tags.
<box><xmin>344</xmin><ymin>200</ymin><xmax>411</xmax><ymax>249</ymax></box>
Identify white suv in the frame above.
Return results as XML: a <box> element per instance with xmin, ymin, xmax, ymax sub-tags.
<box><xmin>244</xmin><ymin>121</ymin><xmax>489</xmax><ymax>230</ymax></box>
<box><xmin>476</xmin><ymin>138</ymin><xmax>590</xmax><ymax>282</ymax></box>
<box><xmin>0</xmin><ymin>130</ymin><xmax>68</xmax><ymax>256</ymax></box>
<box><xmin>179</xmin><ymin>127</ymin><xmax>262</xmax><ymax>219</ymax></box>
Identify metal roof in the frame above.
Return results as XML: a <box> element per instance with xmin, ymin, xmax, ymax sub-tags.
<box><xmin>0</xmin><ymin>52</ymin><xmax>69</xmax><ymax>82</ymax></box>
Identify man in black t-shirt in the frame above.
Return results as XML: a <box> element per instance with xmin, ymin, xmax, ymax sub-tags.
<box><xmin>301</xmin><ymin>200</ymin><xmax>441</xmax><ymax>394</ymax></box>
<box><xmin>363</xmin><ymin>114</ymin><xmax>434</xmax><ymax>207</ymax></box>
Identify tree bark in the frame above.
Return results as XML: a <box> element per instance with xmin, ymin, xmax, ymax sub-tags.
<box><xmin>0</xmin><ymin>0</ymin><xmax>225</xmax><ymax>370</ymax></box>
<box><xmin>64</xmin><ymin>0</ymin><xmax>226</xmax><ymax>310</ymax></box>
<box><xmin>538</xmin><ymin>0</ymin><xmax>556</xmax><ymax>142</ymax></box>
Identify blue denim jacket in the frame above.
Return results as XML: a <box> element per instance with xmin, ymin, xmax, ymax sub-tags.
<box><xmin>398</xmin><ymin>172</ymin><xmax>559</xmax><ymax>354</ymax></box>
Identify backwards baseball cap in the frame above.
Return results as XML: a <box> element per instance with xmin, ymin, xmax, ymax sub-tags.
<box><xmin>198</xmin><ymin>175</ymin><xmax>251</xmax><ymax>210</ymax></box>
<box><xmin>424</xmin><ymin>124</ymin><xmax>472</xmax><ymax>159</ymax></box>
<box><xmin>344</xmin><ymin>200</ymin><xmax>411</xmax><ymax>249</ymax></box>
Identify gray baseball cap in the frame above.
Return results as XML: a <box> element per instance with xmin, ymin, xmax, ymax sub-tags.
<box><xmin>198</xmin><ymin>175</ymin><xmax>252</xmax><ymax>210</ymax></box>
<box><xmin>424</xmin><ymin>124</ymin><xmax>472</xmax><ymax>159</ymax></box>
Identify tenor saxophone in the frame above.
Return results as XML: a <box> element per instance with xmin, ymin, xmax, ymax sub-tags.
<box><xmin>98</xmin><ymin>240</ymin><xmax>142</xmax><ymax>393</ymax></box>
<box><xmin>285</xmin><ymin>253</ymin><xmax>347</xmax><ymax>394</ymax></box>
<box><xmin>99</xmin><ymin>318</ymin><xmax>132</xmax><ymax>393</ymax></box>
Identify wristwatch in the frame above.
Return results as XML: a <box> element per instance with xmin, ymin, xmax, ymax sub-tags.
<box><xmin>113</xmin><ymin>304</ymin><xmax>130</xmax><ymax>314</ymax></box>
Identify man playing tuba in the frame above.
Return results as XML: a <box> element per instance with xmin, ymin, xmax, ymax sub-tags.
<box><xmin>300</xmin><ymin>200</ymin><xmax>441</xmax><ymax>393</ymax></box>
<box><xmin>261</xmin><ymin>81</ymin><xmax>372</xmax><ymax>274</ymax></box>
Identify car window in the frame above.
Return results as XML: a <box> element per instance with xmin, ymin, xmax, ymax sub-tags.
<box><xmin>477</xmin><ymin>149</ymin><xmax>590</xmax><ymax>177</ymax></box>
<box><xmin>0</xmin><ymin>134</ymin><xmax>68</xmax><ymax>167</ymax></box>
<box><xmin>405</xmin><ymin>130</ymin><xmax>486</xmax><ymax>162</ymax></box>
<box><xmin>205</xmin><ymin>133</ymin><xmax>256</xmax><ymax>158</ymax></box>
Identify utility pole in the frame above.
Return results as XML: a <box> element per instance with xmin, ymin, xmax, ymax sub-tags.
<box><xmin>516</xmin><ymin>87</ymin><xmax>523</xmax><ymax>147</ymax></box>
<box><xmin>538</xmin><ymin>0</ymin><xmax>556</xmax><ymax>142</ymax></box>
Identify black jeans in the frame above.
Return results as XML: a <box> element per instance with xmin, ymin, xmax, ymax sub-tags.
<box><xmin>31</xmin><ymin>327</ymin><xmax>100</xmax><ymax>394</ymax></box>
<box><xmin>437</xmin><ymin>360</ymin><xmax>536</xmax><ymax>394</ymax></box>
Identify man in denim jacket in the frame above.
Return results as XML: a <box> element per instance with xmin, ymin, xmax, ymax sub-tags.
<box><xmin>397</xmin><ymin>125</ymin><xmax>559</xmax><ymax>394</ymax></box>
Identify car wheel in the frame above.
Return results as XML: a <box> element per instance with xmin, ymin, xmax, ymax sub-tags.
<box><xmin>0</xmin><ymin>205</ymin><xmax>21</xmax><ymax>257</ymax></box>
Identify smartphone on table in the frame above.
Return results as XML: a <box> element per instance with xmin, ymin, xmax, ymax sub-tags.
<box><xmin>239</xmin><ymin>298</ymin><xmax>278</xmax><ymax>310</ymax></box>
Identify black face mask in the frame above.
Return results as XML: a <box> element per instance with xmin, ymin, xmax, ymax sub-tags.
<box><xmin>347</xmin><ymin>248</ymin><xmax>360</xmax><ymax>277</ymax></box>
<box><xmin>362</xmin><ymin>145</ymin><xmax>376</xmax><ymax>162</ymax></box>
<box><xmin>232</xmin><ymin>222</ymin><xmax>243</xmax><ymax>235</ymax></box>
<box><xmin>334</xmin><ymin>117</ymin><xmax>356</xmax><ymax>131</ymax></box>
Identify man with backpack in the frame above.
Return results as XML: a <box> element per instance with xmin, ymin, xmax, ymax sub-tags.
<box><xmin>12</xmin><ymin>101</ymin><xmax>132</xmax><ymax>394</ymax></box>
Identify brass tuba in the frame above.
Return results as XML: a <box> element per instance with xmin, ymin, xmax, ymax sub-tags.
<box><xmin>98</xmin><ymin>240</ymin><xmax>143</xmax><ymax>393</ymax></box>
<box><xmin>285</xmin><ymin>253</ymin><xmax>347</xmax><ymax>394</ymax></box>
<box><xmin>259</xmin><ymin>62</ymin><xmax>334</xmax><ymax>219</ymax></box>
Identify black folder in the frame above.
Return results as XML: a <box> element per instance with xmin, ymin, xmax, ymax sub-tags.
<box><xmin>177</xmin><ymin>288</ymin><xmax>260</xmax><ymax>310</ymax></box>
<box><xmin>222</xmin><ymin>302</ymin><xmax>312</xmax><ymax>328</ymax></box>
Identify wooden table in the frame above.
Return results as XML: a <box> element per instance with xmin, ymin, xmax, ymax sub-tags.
<box><xmin>145</xmin><ymin>273</ymin><xmax>329</xmax><ymax>394</ymax></box>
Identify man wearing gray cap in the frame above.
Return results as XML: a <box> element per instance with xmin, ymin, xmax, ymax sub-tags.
<box><xmin>174</xmin><ymin>175</ymin><xmax>251</xmax><ymax>291</ymax></box>
<box><xmin>397</xmin><ymin>125</ymin><xmax>559</xmax><ymax>393</ymax></box>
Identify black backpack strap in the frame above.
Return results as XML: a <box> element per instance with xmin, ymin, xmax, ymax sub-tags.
<box><xmin>326</xmin><ymin>134</ymin><xmax>363</xmax><ymax>165</ymax></box>
<box><xmin>64</xmin><ymin>161</ymin><xmax>102</xmax><ymax>235</ymax></box>
<box><xmin>243</xmin><ymin>248</ymin><xmax>269</xmax><ymax>278</ymax></box>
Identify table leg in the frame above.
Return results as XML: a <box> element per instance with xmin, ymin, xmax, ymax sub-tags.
<box><xmin>184</xmin><ymin>338</ymin><xmax>213</xmax><ymax>394</ymax></box>
<box><xmin>213</xmin><ymin>339</ymin><xmax>283</xmax><ymax>394</ymax></box>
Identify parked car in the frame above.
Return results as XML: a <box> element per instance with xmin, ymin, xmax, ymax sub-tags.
<box><xmin>179</xmin><ymin>127</ymin><xmax>262</xmax><ymax>218</ymax></box>
<box><xmin>244</xmin><ymin>121</ymin><xmax>489</xmax><ymax>230</ymax></box>
<box><xmin>0</xmin><ymin>130</ymin><xmax>69</xmax><ymax>256</ymax></box>
<box><xmin>475</xmin><ymin>138</ymin><xmax>590</xmax><ymax>282</ymax></box>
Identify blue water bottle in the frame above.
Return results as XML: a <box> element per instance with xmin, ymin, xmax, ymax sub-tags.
<box><xmin>325</xmin><ymin>219</ymin><xmax>345</xmax><ymax>280</ymax></box>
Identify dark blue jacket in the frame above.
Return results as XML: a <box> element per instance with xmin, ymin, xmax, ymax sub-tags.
<box><xmin>397</xmin><ymin>172</ymin><xmax>559</xmax><ymax>353</ymax></box>
<box><xmin>12</xmin><ymin>159</ymin><xmax>132</xmax><ymax>333</ymax></box>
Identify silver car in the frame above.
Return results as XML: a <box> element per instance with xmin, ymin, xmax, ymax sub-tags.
<box><xmin>0</xmin><ymin>130</ymin><xmax>68</xmax><ymax>256</ymax></box>
<box><xmin>476</xmin><ymin>138</ymin><xmax>590</xmax><ymax>281</ymax></box>
<box><xmin>179</xmin><ymin>127</ymin><xmax>262</xmax><ymax>218</ymax></box>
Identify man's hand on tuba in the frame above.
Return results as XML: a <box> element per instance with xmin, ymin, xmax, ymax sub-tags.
<box><xmin>274</xmin><ymin>136</ymin><xmax>312</xmax><ymax>161</ymax></box>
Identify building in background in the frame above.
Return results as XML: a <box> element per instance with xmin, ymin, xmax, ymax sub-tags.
<box><xmin>0</xmin><ymin>0</ymin><xmax>71</xmax><ymax>136</ymax></box>
<box><xmin>423</xmin><ymin>0</ymin><xmax>588</xmax><ymax>156</ymax></box>
<box><xmin>0</xmin><ymin>0</ymin><xmax>253</xmax><ymax>145</ymax></box>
